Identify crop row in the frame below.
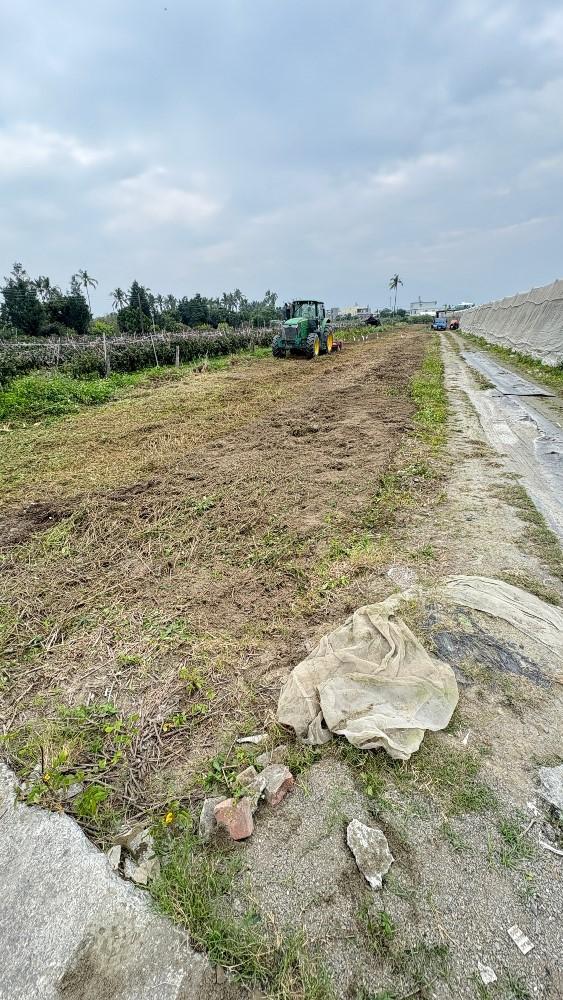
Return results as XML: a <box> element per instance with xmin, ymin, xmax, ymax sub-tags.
<box><xmin>0</xmin><ymin>328</ymin><xmax>274</xmax><ymax>384</ymax></box>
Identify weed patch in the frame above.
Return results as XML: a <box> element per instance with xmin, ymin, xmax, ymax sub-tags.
<box><xmin>491</xmin><ymin>482</ymin><xmax>563</xmax><ymax>581</ymax></box>
<box><xmin>151</xmin><ymin>824</ymin><xmax>333</xmax><ymax>998</ymax></box>
<box><xmin>339</xmin><ymin>737</ymin><xmax>496</xmax><ymax>817</ymax></box>
<box><xmin>493</xmin><ymin>816</ymin><xmax>535</xmax><ymax>870</ymax></box>
<box><xmin>1</xmin><ymin>701</ymin><xmax>138</xmax><ymax>840</ymax></box>
<box><xmin>358</xmin><ymin>903</ymin><xmax>396</xmax><ymax>956</ymax></box>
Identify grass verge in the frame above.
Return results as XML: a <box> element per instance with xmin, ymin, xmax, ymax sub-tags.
<box><xmin>490</xmin><ymin>482</ymin><xmax>563</xmax><ymax>582</ymax></box>
<box><xmin>460</xmin><ymin>332</ymin><xmax>563</xmax><ymax>394</ymax></box>
<box><xmin>0</xmin><ymin>347</ymin><xmax>271</xmax><ymax>423</ymax></box>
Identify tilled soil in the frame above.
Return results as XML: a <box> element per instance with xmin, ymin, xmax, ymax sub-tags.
<box><xmin>0</xmin><ymin>330</ymin><xmax>427</xmax><ymax>807</ymax></box>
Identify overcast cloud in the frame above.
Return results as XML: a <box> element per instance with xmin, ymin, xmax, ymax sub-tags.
<box><xmin>1</xmin><ymin>0</ymin><xmax>562</xmax><ymax>312</ymax></box>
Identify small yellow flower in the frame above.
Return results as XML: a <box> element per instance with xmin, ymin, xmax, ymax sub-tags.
<box><xmin>164</xmin><ymin>811</ymin><xmax>174</xmax><ymax>825</ymax></box>
<box><xmin>43</xmin><ymin>772</ymin><xmax>51</xmax><ymax>783</ymax></box>
<box><xmin>163</xmin><ymin>724</ymin><xmax>169</xmax><ymax>732</ymax></box>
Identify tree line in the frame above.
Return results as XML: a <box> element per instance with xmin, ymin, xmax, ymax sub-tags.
<box><xmin>0</xmin><ymin>263</ymin><xmax>282</xmax><ymax>338</ymax></box>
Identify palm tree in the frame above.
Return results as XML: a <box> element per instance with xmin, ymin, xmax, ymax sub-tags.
<box><xmin>77</xmin><ymin>269</ymin><xmax>98</xmax><ymax>314</ymax></box>
<box><xmin>388</xmin><ymin>274</ymin><xmax>403</xmax><ymax>315</ymax></box>
<box><xmin>111</xmin><ymin>287</ymin><xmax>127</xmax><ymax>311</ymax></box>
<box><xmin>34</xmin><ymin>276</ymin><xmax>52</xmax><ymax>302</ymax></box>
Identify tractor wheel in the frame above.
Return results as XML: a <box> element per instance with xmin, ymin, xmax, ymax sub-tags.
<box><xmin>272</xmin><ymin>341</ymin><xmax>286</xmax><ymax>358</ymax></box>
<box><xmin>325</xmin><ymin>332</ymin><xmax>334</xmax><ymax>354</ymax></box>
<box><xmin>305</xmin><ymin>331</ymin><xmax>321</xmax><ymax>359</ymax></box>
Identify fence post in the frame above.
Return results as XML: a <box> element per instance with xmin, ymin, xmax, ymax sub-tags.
<box><xmin>175</xmin><ymin>345</ymin><xmax>180</xmax><ymax>369</ymax></box>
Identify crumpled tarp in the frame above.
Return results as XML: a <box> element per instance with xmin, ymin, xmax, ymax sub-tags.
<box><xmin>277</xmin><ymin>594</ymin><xmax>458</xmax><ymax>761</ymax></box>
<box><xmin>277</xmin><ymin>575</ymin><xmax>563</xmax><ymax>760</ymax></box>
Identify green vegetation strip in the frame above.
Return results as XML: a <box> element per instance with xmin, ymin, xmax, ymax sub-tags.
<box><xmin>410</xmin><ymin>334</ymin><xmax>448</xmax><ymax>447</ymax></box>
<box><xmin>0</xmin><ymin>347</ymin><xmax>270</xmax><ymax>422</ymax></box>
<box><xmin>491</xmin><ymin>481</ymin><xmax>563</xmax><ymax>583</ymax></box>
<box><xmin>461</xmin><ymin>332</ymin><xmax>563</xmax><ymax>393</ymax></box>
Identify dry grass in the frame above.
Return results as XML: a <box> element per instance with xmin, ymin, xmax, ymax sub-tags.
<box><xmin>1</xmin><ymin>330</ymin><xmax>445</xmax><ymax>842</ymax></box>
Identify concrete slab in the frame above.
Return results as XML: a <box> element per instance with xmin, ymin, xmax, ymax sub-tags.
<box><xmin>0</xmin><ymin>766</ymin><xmax>237</xmax><ymax>1000</ymax></box>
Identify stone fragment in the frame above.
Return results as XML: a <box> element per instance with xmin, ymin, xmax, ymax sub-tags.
<box><xmin>106</xmin><ymin>844</ymin><xmax>122</xmax><ymax>871</ymax></box>
<box><xmin>346</xmin><ymin>819</ymin><xmax>394</xmax><ymax>890</ymax></box>
<box><xmin>255</xmin><ymin>751</ymin><xmax>271</xmax><ymax>769</ymax></box>
<box><xmin>477</xmin><ymin>960</ymin><xmax>497</xmax><ymax>985</ymax></box>
<box><xmin>538</xmin><ymin>764</ymin><xmax>563</xmax><ymax>813</ymax></box>
<box><xmin>237</xmin><ymin>765</ymin><xmax>259</xmax><ymax>785</ymax></box>
<box><xmin>123</xmin><ymin>855</ymin><xmax>161</xmax><ymax>886</ymax></box>
<box><xmin>136</xmin><ymin>833</ymin><xmax>156</xmax><ymax>862</ymax></box>
<box><xmin>260</xmin><ymin>764</ymin><xmax>295</xmax><ymax>807</ymax></box>
<box><xmin>236</xmin><ymin>766</ymin><xmax>267</xmax><ymax>805</ymax></box>
<box><xmin>123</xmin><ymin>856</ymin><xmax>141</xmax><ymax>882</ymax></box>
<box><xmin>214</xmin><ymin>797</ymin><xmax>255</xmax><ymax>840</ymax></box>
<box><xmin>198</xmin><ymin>796</ymin><xmax>225</xmax><ymax>843</ymax></box>
<box><xmin>115</xmin><ymin>821</ymin><xmax>150</xmax><ymax>855</ymax></box>
<box><xmin>236</xmin><ymin>733</ymin><xmax>267</xmax><ymax>745</ymax></box>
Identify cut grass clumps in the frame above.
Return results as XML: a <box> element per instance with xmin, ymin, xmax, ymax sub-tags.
<box><xmin>151</xmin><ymin>824</ymin><xmax>333</xmax><ymax>999</ymax></box>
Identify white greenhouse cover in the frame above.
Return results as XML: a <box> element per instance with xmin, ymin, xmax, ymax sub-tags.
<box><xmin>461</xmin><ymin>279</ymin><xmax>563</xmax><ymax>366</ymax></box>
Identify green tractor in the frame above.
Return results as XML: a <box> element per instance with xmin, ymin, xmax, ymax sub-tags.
<box><xmin>272</xmin><ymin>300</ymin><xmax>334</xmax><ymax>359</ymax></box>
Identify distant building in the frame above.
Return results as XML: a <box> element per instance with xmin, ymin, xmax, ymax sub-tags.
<box><xmin>329</xmin><ymin>303</ymin><xmax>371</xmax><ymax>320</ymax></box>
<box><xmin>410</xmin><ymin>298</ymin><xmax>437</xmax><ymax>316</ymax></box>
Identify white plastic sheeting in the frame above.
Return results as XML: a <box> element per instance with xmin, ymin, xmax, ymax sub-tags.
<box><xmin>461</xmin><ymin>279</ymin><xmax>563</xmax><ymax>366</ymax></box>
<box><xmin>277</xmin><ymin>576</ymin><xmax>563</xmax><ymax>760</ymax></box>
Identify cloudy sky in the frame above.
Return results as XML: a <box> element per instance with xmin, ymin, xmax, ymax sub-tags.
<box><xmin>1</xmin><ymin>0</ymin><xmax>562</xmax><ymax>312</ymax></box>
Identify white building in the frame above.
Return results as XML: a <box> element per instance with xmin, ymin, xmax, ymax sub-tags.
<box><xmin>329</xmin><ymin>304</ymin><xmax>371</xmax><ymax>319</ymax></box>
<box><xmin>410</xmin><ymin>298</ymin><xmax>437</xmax><ymax>316</ymax></box>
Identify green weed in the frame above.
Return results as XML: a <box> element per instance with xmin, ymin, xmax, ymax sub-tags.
<box><xmin>496</xmin><ymin>817</ymin><xmax>535</xmax><ymax>869</ymax></box>
<box><xmin>358</xmin><ymin>903</ymin><xmax>396</xmax><ymax>956</ymax></box>
<box><xmin>151</xmin><ymin>826</ymin><xmax>333</xmax><ymax>997</ymax></box>
<box><xmin>0</xmin><ymin>701</ymin><xmax>138</xmax><ymax>839</ymax></box>
<box><xmin>441</xmin><ymin>821</ymin><xmax>467</xmax><ymax>853</ymax></box>
<box><xmin>503</xmin><ymin>971</ymin><xmax>532</xmax><ymax>1000</ymax></box>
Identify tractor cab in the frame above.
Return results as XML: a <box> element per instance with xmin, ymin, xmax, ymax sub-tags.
<box><xmin>274</xmin><ymin>300</ymin><xmax>333</xmax><ymax>358</ymax></box>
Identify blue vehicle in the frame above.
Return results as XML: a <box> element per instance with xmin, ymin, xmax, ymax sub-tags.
<box><xmin>431</xmin><ymin>315</ymin><xmax>448</xmax><ymax>331</ymax></box>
